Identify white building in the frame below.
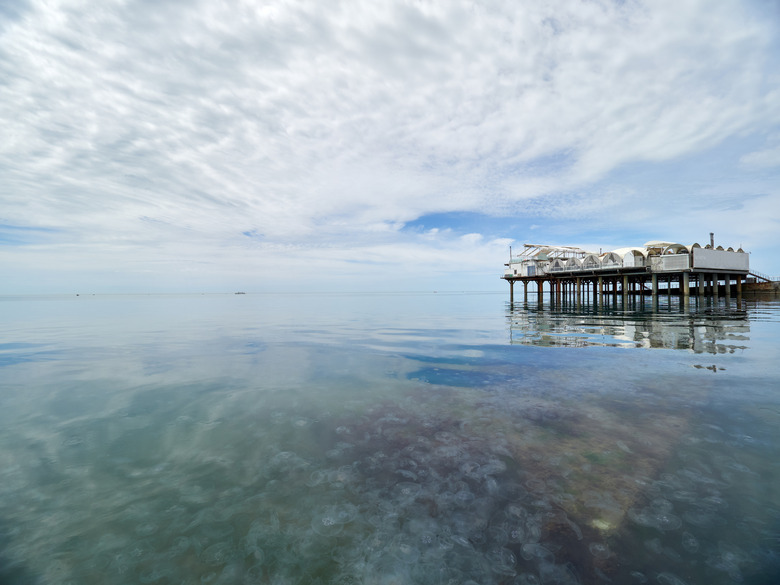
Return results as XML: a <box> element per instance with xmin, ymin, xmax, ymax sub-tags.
<box><xmin>504</xmin><ymin>241</ymin><xmax>749</xmax><ymax>279</ymax></box>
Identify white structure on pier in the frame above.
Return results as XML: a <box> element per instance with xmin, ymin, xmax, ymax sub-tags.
<box><xmin>504</xmin><ymin>241</ymin><xmax>749</xmax><ymax>279</ymax></box>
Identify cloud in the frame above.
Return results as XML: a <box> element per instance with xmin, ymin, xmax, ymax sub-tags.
<box><xmin>740</xmin><ymin>140</ymin><xmax>780</xmax><ymax>170</ymax></box>
<box><xmin>1</xmin><ymin>0</ymin><xmax>779</xmax><ymax>290</ymax></box>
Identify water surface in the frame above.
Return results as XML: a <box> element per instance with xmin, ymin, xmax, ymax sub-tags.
<box><xmin>1</xmin><ymin>292</ymin><xmax>778</xmax><ymax>584</ymax></box>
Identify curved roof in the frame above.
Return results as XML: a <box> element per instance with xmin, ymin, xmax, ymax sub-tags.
<box><xmin>582</xmin><ymin>253</ymin><xmax>601</xmax><ymax>266</ymax></box>
<box><xmin>663</xmin><ymin>243</ymin><xmax>689</xmax><ymax>254</ymax></box>
<box><xmin>612</xmin><ymin>247</ymin><xmax>648</xmax><ymax>259</ymax></box>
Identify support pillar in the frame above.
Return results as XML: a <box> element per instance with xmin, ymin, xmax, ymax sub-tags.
<box><xmin>736</xmin><ymin>275</ymin><xmax>742</xmax><ymax>304</ymax></box>
<box><xmin>698</xmin><ymin>273</ymin><xmax>705</xmax><ymax>296</ymax></box>
<box><xmin>651</xmin><ymin>274</ymin><xmax>658</xmax><ymax>299</ymax></box>
<box><xmin>598</xmin><ymin>276</ymin><xmax>604</xmax><ymax>304</ymax></box>
<box><xmin>523</xmin><ymin>281</ymin><xmax>528</xmax><ymax>303</ymax></box>
<box><xmin>509</xmin><ymin>280</ymin><xmax>514</xmax><ymax>304</ymax></box>
<box><xmin>682</xmin><ymin>272</ymin><xmax>690</xmax><ymax>297</ymax></box>
<box><xmin>725</xmin><ymin>274</ymin><xmax>731</xmax><ymax>300</ymax></box>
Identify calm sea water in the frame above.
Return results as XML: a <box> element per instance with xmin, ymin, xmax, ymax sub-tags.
<box><xmin>1</xmin><ymin>292</ymin><xmax>779</xmax><ymax>585</ymax></box>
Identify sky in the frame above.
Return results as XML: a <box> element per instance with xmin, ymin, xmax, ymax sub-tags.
<box><xmin>1</xmin><ymin>0</ymin><xmax>779</xmax><ymax>294</ymax></box>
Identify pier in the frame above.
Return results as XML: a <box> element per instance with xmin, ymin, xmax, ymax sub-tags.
<box><xmin>501</xmin><ymin>239</ymin><xmax>766</xmax><ymax>305</ymax></box>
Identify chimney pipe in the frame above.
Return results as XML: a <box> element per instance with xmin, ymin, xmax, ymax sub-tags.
<box><xmin>710</xmin><ymin>232</ymin><xmax>714</xmax><ymax>248</ymax></box>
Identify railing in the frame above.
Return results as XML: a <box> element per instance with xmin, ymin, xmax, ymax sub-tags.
<box><xmin>506</xmin><ymin>259</ymin><xmax>763</xmax><ymax>279</ymax></box>
<box><xmin>505</xmin><ymin>262</ymin><xmax>625</xmax><ymax>277</ymax></box>
<box><xmin>749</xmin><ymin>271</ymin><xmax>779</xmax><ymax>282</ymax></box>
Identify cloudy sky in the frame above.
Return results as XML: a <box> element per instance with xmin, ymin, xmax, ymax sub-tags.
<box><xmin>2</xmin><ymin>0</ymin><xmax>779</xmax><ymax>293</ymax></box>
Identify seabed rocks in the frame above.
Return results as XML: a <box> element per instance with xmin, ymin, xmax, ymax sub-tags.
<box><xmin>0</xmin><ymin>347</ymin><xmax>758</xmax><ymax>585</ymax></box>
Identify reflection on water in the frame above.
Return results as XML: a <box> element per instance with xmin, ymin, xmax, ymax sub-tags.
<box><xmin>0</xmin><ymin>293</ymin><xmax>778</xmax><ymax>585</ymax></box>
<box><xmin>509</xmin><ymin>299</ymin><xmax>750</xmax><ymax>353</ymax></box>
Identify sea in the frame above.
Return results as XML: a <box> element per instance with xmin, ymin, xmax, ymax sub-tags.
<box><xmin>0</xmin><ymin>291</ymin><xmax>778</xmax><ymax>585</ymax></box>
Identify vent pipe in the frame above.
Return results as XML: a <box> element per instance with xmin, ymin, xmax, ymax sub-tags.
<box><xmin>710</xmin><ymin>232</ymin><xmax>714</xmax><ymax>248</ymax></box>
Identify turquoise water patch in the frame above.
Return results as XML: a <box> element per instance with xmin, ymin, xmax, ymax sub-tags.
<box><xmin>408</xmin><ymin>366</ymin><xmax>514</xmax><ymax>387</ymax></box>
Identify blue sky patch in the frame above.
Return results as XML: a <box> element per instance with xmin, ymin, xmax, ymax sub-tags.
<box><xmin>403</xmin><ymin>212</ymin><xmax>524</xmax><ymax>237</ymax></box>
<box><xmin>0</xmin><ymin>224</ymin><xmax>60</xmax><ymax>245</ymax></box>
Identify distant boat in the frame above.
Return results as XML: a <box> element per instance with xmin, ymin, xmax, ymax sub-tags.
<box><xmin>234</xmin><ymin>292</ymin><xmax>246</xmax><ymax>295</ymax></box>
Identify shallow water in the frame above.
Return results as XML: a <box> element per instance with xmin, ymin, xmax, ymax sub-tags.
<box><xmin>0</xmin><ymin>292</ymin><xmax>779</xmax><ymax>584</ymax></box>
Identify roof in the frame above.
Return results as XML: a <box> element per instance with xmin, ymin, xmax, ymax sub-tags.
<box><xmin>517</xmin><ymin>244</ymin><xmax>592</xmax><ymax>259</ymax></box>
<box><xmin>612</xmin><ymin>247</ymin><xmax>648</xmax><ymax>258</ymax></box>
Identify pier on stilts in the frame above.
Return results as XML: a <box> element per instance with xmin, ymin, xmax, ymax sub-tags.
<box><xmin>502</xmin><ymin>237</ymin><xmax>757</xmax><ymax>306</ymax></box>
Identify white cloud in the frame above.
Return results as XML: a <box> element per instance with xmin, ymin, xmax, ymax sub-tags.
<box><xmin>1</xmin><ymin>0</ymin><xmax>779</xmax><ymax>290</ymax></box>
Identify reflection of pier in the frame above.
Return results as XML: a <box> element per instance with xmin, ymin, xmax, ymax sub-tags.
<box><xmin>502</xmin><ymin>239</ymin><xmax>753</xmax><ymax>305</ymax></box>
<box><xmin>508</xmin><ymin>303</ymin><xmax>749</xmax><ymax>354</ymax></box>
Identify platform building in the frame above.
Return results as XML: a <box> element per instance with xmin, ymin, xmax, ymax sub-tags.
<box><xmin>502</xmin><ymin>240</ymin><xmax>755</xmax><ymax>304</ymax></box>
